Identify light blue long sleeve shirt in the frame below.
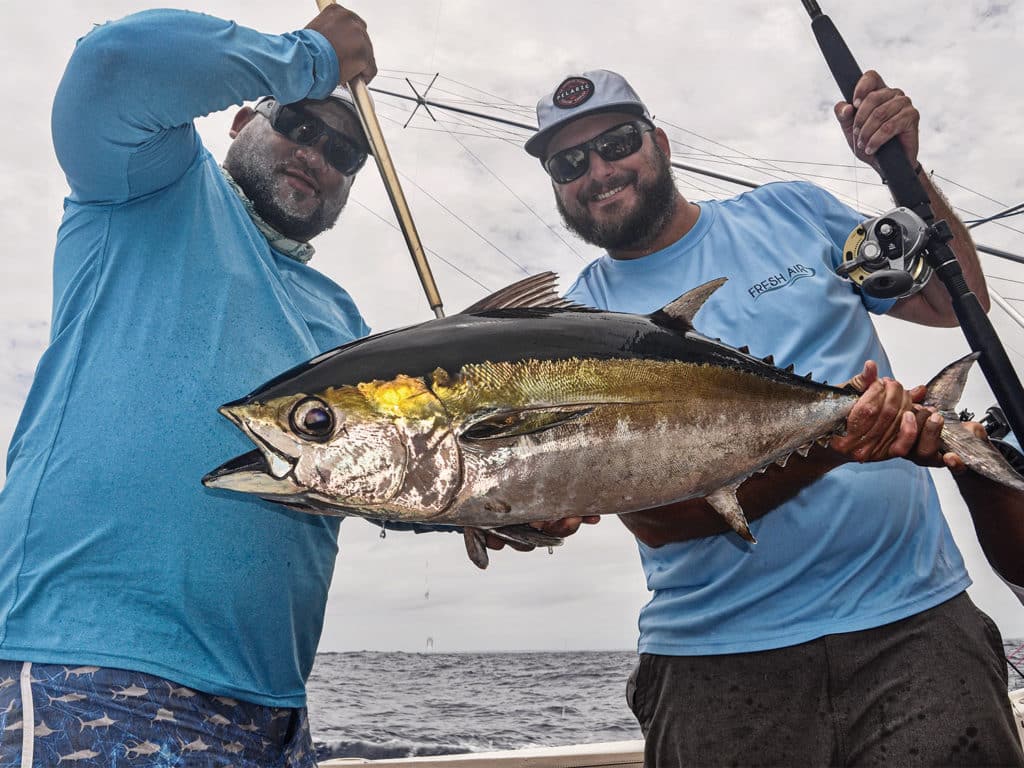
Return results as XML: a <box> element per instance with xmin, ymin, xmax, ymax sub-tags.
<box><xmin>0</xmin><ymin>10</ymin><xmax>370</xmax><ymax>706</ymax></box>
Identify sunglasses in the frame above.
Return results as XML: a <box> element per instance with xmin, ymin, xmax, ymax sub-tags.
<box><xmin>544</xmin><ymin>121</ymin><xmax>654</xmax><ymax>184</ymax></box>
<box><xmin>254</xmin><ymin>99</ymin><xmax>368</xmax><ymax>176</ymax></box>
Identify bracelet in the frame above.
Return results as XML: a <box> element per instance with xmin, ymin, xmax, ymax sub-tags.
<box><xmin>881</xmin><ymin>162</ymin><xmax>924</xmax><ymax>185</ymax></box>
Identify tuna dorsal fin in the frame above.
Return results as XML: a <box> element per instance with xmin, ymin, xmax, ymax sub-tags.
<box><xmin>922</xmin><ymin>352</ymin><xmax>980</xmax><ymax>412</ymax></box>
<box><xmin>705</xmin><ymin>485</ymin><xmax>756</xmax><ymax>544</ymax></box>
<box><xmin>648</xmin><ymin>277</ymin><xmax>728</xmax><ymax>334</ymax></box>
<box><xmin>461</xmin><ymin>272</ymin><xmax>589</xmax><ymax>314</ymax></box>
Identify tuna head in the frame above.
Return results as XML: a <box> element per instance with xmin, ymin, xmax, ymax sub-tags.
<box><xmin>203</xmin><ymin>375</ymin><xmax>461</xmax><ymax>519</ymax></box>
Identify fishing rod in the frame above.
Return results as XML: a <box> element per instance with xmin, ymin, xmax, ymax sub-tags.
<box><xmin>370</xmin><ymin>84</ymin><xmax>1024</xmax><ymax>270</ymax></box>
<box><xmin>801</xmin><ymin>1</ymin><xmax>1024</xmax><ymax>442</ymax></box>
<box><xmin>315</xmin><ymin>0</ymin><xmax>445</xmax><ymax>318</ymax></box>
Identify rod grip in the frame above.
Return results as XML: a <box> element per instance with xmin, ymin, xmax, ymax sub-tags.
<box><xmin>810</xmin><ymin>15</ymin><xmax>929</xmax><ymax>216</ymax></box>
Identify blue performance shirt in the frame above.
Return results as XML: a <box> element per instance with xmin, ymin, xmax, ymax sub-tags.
<box><xmin>0</xmin><ymin>11</ymin><xmax>370</xmax><ymax>706</ymax></box>
<box><xmin>566</xmin><ymin>181</ymin><xmax>969</xmax><ymax>655</ymax></box>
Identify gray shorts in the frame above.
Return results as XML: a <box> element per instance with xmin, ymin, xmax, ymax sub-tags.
<box><xmin>626</xmin><ymin>592</ymin><xmax>1024</xmax><ymax>767</ymax></box>
<box><xmin>0</xmin><ymin>661</ymin><xmax>317</xmax><ymax>767</ymax></box>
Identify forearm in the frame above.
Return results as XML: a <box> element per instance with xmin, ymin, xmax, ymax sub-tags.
<box><xmin>956</xmin><ymin>471</ymin><xmax>1024</xmax><ymax>587</ymax></box>
<box><xmin>888</xmin><ymin>169</ymin><xmax>989</xmax><ymax>326</ymax></box>
<box><xmin>620</xmin><ymin>446</ymin><xmax>848</xmax><ymax>547</ymax></box>
<box><xmin>54</xmin><ymin>10</ymin><xmax>339</xmax><ymax>201</ymax></box>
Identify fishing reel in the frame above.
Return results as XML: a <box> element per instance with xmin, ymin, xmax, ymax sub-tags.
<box><xmin>837</xmin><ymin>207</ymin><xmax>934</xmax><ymax>299</ymax></box>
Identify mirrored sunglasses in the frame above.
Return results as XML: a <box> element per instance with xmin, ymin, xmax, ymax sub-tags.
<box><xmin>544</xmin><ymin>121</ymin><xmax>653</xmax><ymax>184</ymax></box>
<box><xmin>255</xmin><ymin>99</ymin><xmax>368</xmax><ymax>176</ymax></box>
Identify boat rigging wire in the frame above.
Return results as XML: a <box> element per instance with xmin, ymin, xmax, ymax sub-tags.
<box><xmin>967</xmin><ymin>202</ymin><xmax>1024</xmax><ymax>229</ymax></box>
<box><xmin>351</xmin><ymin>199</ymin><xmax>492</xmax><ymax>292</ymax></box>
<box><xmin>348</xmin><ymin>70</ymin><xmax>1024</xmax><ymax>342</ymax></box>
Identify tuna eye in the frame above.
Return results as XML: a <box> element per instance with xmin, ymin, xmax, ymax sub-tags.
<box><xmin>290</xmin><ymin>398</ymin><xmax>335</xmax><ymax>440</ymax></box>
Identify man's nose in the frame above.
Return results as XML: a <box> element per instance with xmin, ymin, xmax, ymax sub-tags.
<box><xmin>586</xmin><ymin>149</ymin><xmax>617</xmax><ymax>178</ymax></box>
<box><xmin>294</xmin><ymin>135</ymin><xmax>329</xmax><ymax>170</ymax></box>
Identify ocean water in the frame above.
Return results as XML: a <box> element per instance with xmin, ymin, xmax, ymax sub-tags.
<box><xmin>307</xmin><ymin>643</ymin><xmax>1024</xmax><ymax>762</ymax></box>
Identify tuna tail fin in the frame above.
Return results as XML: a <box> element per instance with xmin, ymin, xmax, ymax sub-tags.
<box><xmin>921</xmin><ymin>352</ymin><xmax>979</xmax><ymax>411</ymax></box>
<box><xmin>941</xmin><ymin>420</ymin><xmax>1024</xmax><ymax>492</ymax></box>
<box><xmin>705</xmin><ymin>485</ymin><xmax>756</xmax><ymax>544</ymax></box>
<box><xmin>648</xmin><ymin>277</ymin><xmax>728</xmax><ymax>334</ymax></box>
<box><xmin>924</xmin><ymin>352</ymin><xmax>1024</xmax><ymax>491</ymax></box>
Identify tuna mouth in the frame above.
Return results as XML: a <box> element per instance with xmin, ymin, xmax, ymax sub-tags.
<box><xmin>202</xmin><ymin>449</ymin><xmax>307</xmax><ymax>497</ymax></box>
<box><xmin>217</xmin><ymin>405</ymin><xmax>299</xmax><ymax>480</ymax></box>
<box><xmin>205</xmin><ymin>403</ymin><xmax>304</xmax><ymax>495</ymax></box>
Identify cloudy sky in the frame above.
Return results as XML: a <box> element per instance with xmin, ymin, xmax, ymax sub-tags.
<box><xmin>1</xmin><ymin>0</ymin><xmax>1023</xmax><ymax>653</ymax></box>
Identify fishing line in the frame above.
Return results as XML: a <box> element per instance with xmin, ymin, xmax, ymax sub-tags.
<box><xmin>390</xmin><ymin>165</ymin><xmax>532</xmax><ymax>275</ymax></box>
<box><xmin>672</xmin><ymin>169</ymin><xmax>740</xmax><ymax>200</ymax></box>
<box><xmin>669</xmin><ymin>153</ymin><xmax>885</xmax><ymax>188</ymax></box>
<box><xmin>933</xmin><ymin>172</ymin><xmax>1010</xmax><ymax>209</ymax></box>
<box><xmin>351</xmin><ymin>199</ymin><xmax>492</xmax><ymax>292</ymax></box>
<box><xmin>659</xmin><ymin>118</ymin><xmax>802</xmax><ymax>185</ymax></box>
<box><xmin>374</xmin><ymin>94</ymin><xmax>591</xmax><ymax>268</ymax></box>
<box><xmin>659</xmin><ymin>121</ymin><xmax>886</xmax><ymax>216</ymax></box>
<box><xmin>374</xmin><ymin>74</ymin><xmax>1024</xmax><ymax>258</ymax></box>
<box><xmin>989</xmin><ymin>275</ymin><xmax>1024</xmax><ymax>288</ymax></box>
<box><xmin>442</xmin><ymin>131</ymin><xmax>588</xmax><ymax>261</ymax></box>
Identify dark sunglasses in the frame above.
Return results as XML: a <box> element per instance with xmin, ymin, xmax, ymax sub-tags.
<box><xmin>254</xmin><ymin>99</ymin><xmax>368</xmax><ymax>176</ymax></box>
<box><xmin>544</xmin><ymin>121</ymin><xmax>653</xmax><ymax>184</ymax></box>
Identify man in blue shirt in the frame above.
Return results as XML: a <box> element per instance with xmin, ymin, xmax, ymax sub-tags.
<box><xmin>524</xmin><ymin>69</ymin><xmax>1024</xmax><ymax>765</ymax></box>
<box><xmin>0</xmin><ymin>6</ymin><xmax>583</xmax><ymax>766</ymax></box>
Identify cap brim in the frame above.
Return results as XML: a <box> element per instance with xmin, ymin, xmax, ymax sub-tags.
<box><xmin>524</xmin><ymin>103</ymin><xmax>649</xmax><ymax>159</ymax></box>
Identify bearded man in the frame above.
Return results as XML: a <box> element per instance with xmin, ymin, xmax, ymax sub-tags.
<box><xmin>525</xmin><ymin>69</ymin><xmax>1023</xmax><ymax>767</ymax></box>
<box><xmin>0</xmin><ymin>6</ymin><xmax>536</xmax><ymax>765</ymax></box>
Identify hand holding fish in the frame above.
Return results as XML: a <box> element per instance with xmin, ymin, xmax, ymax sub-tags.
<box><xmin>830</xmin><ymin>360</ymin><xmax>919</xmax><ymax>462</ymax></box>
<box><xmin>833</xmin><ymin>70</ymin><xmax>919</xmax><ymax>171</ymax></box>
<box><xmin>909</xmin><ymin>412</ymin><xmax>1014</xmax><ymax>475</ymax></box>
<box><xmin>305</xmin><ymin>4</ymin><xmax>377</xmax><ymax>85</ymax></box>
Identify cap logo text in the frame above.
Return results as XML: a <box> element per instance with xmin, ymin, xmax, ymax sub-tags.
<box><xmin>553</xmin><ymin>77</ymin><xmax>595</xmax><ymax>109</ymax></box>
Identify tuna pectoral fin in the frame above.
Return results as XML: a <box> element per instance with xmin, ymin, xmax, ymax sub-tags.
<box><xmin>462</xmin><ymin>406</ymin><xmax>594</xmax><ymax>441</ymax></box>
<box><xmin>462</xmin><ymin>525</ymin><xmax>566</xmax><ymax>570</ymax></box>
<box><xmin>705</xmin><ymin>486</ymin><xmax>756</xmax><ymax>543</ymax></box>
<box><xmin>486</xmin><ymin>524</ymin><xmax>564</xmax><ymax>549</ymax></box>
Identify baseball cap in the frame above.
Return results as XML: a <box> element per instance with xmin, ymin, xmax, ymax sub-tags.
<box><xmin>524</xmin><ymin>70</ymin><xmax>651</xmax><ymax>159</ymax></box>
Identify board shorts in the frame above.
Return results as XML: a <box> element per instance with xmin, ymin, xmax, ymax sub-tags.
<box><xmin>0</xmin><ymin>661</ymin><xmax>317</xmax><ymax>767</ymax></box>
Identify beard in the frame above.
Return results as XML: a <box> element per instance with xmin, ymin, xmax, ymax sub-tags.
<box><xmin>555</xmin><ymin>144</ymin><xmax>678</xmax><ymax>252</ymax></box>
<box><xmin>223</xmin><ymin>123</ymin><xmax>348</xmax><ymax>243</ymax></box>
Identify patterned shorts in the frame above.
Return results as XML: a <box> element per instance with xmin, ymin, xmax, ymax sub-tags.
<box><xmin>0</xmin><ymin>661</ymin><xmax>318</xmax><ymax>767</ymax></box>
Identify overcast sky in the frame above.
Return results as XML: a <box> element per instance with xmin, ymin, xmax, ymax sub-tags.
<box><xmin>1</xmin><ymin>0</ymin><xmax>1022</xmax><ymax>653</ymax></box>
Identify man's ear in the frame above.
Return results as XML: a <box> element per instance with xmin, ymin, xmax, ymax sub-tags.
<box><xmin>230</xmin><ymin>107</ymin><xmax>258</xmax><ymax>139</ymax></box>
<box><xmin>653</xmin><ymin>127</ymin><xmax>671</xmax><ymax>159</ymax></box>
